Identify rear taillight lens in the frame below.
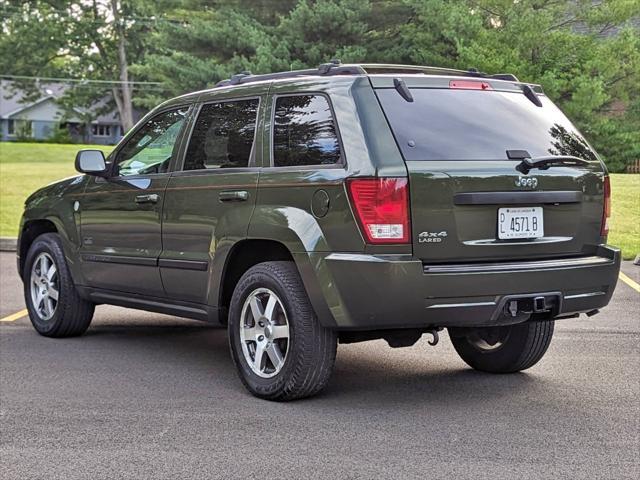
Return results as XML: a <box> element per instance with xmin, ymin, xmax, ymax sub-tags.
<box><xmin>346</xmin><ymin>178</ymin><xmax>410</xmax><ymax>244</ymax></box>
<box><xmin>601</xmin><ymin>175</ymin><xmax>611</xmax><ymax>237</ymax></box>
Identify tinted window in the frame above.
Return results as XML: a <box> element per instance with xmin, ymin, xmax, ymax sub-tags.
<box><xmin>115</xmin><ymin>108</ymin><xmax>187</xmax><ymax>176</ymax></box>
<box><xmin>184</xmin><ymin>99</ymin><xmax>259</xmax><ymax>170</ymax></box>
<box><xmin>376</xmin><ymin>88</ymin><xmax>597</xmax><ymax>161</ymax></box>
<box><xmin>273</xmin><ymin>95</ymin><xmax>341</xmax><ymax>167</ymax></box>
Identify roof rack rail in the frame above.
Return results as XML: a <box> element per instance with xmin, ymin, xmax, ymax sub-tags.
<box><xmin>356</xmin><ymin>64</ymin><xmax>519</xmax><ymax>81</ymax></box>
<box><xmin>215</xmin><ymin>60</ymin><xmax>364</xmax><ymax>88</ymax></box>
<box><xmin>228</xmin><ymin>71</ymin><xmax>252</xmax><ymax>85</ymax></box>
<box><xmin>466</xmin><ymin>67</ymin><xmax>519</xmax><ymax>82</ymax></box>
<box><xmin>318</xmin><ymin>58</ymin><xmax>342</xmax><ymax>74</ymax></box>
<box><xmin>214</xmin><ymin>62</ymin><xmax>519</xmax><ymax>88</ymax></box>
<box><xmin>489</xmin><ymin>73</ymin><xmax>519</xmax><ymax>82</ymax></box>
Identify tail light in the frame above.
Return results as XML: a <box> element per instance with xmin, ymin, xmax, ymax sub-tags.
<box><xmin>601</xmin><ymin>175</ymin><xmax>611</xmax><ymax>237</ymax></box>
<box><xmin>346</xmin><ymin>178</ymin><xmax>410</xmax><ymax>244</ymax></box>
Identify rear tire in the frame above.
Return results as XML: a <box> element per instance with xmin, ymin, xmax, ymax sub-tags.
<box><xmin>228</xmin><ymin>261</ymin><xmax>337</xmax><ymax>401</ymax></box>
<box><xmin>449</xmin><ymin>320</ymin><xmax>554</xmax><ymax>373</ymax></box>
<box><xmin>23</xmin><ymin>233</ymin><xmax>95</xmax><ymax>337</ymax></box>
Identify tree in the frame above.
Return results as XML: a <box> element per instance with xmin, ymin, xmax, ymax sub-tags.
<box><xmin>0</xmin><ymin>0</ymin><xmax>164</xmax><ymax>133</ymax></box>
<box><xmin>398</xmin><ymin>0</ymin><xmax>640</xmax><ymax>171</ymax></box>
<box><xmin>133</xmin><ymin>3</ymin><xmax>273</xmax><ymax>104</ymax></box>
<box><xmin>1</xmin><ymin>0</ymin><xmax>637</xmax><ymax>170</ymax></box>
<box><xmin>135</xmin><ymin>0</ymin><xmax>373</xmax><ymax>101</ymax></box>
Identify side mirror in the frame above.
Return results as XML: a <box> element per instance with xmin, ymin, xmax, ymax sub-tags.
<box><xmin>75</xmin><ymin>150</ymin><xmax>108</xmax><ymax>176</ymax></box>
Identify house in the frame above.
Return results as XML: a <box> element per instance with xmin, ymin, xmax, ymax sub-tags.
<box><xmin>0</xmin><ymin>79</ymin><xmax>142</xmax><ymax>145</ymax></box>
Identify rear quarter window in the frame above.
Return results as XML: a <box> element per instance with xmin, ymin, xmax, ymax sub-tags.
<box><xmin>376</xmin><ymin>88</ymin><xmax>597</xmax><ymax>161</ymax></box>
<box><xmin>272</xmin><ymin>94</ymin><xmax>341</xmax><ymax>167</ymax></box>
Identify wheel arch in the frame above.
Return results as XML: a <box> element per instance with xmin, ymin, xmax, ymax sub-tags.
<box><xmin>217</xmin><ymin>239</ymin><xmax>293</xmax><ymax>324</ymax></box>
<box><xmin>217</xmin><ymin>238</ymin><xmax>336</xmax><ymax>327</ymax></box>
<box><xmin>18</xmin><ymin>219</ymin><xmax>59</xmax><ymax>279</ymax></box>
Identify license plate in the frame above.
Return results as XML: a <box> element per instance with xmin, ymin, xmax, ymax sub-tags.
<box><xmin>498</xmin><ymin>207</ymin><xmax>544</xmax><ymax>240</ymax></box>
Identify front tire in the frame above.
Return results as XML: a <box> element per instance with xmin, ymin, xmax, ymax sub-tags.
<box><xmin>23</xmin><ymin>233</ymin><xmax>95</xmax><ymax>337</ymax></box>
<box><xmin>449</xmin><ymin>320</ymin><xmax>554</xmax><ymax>373</ymax></box>
<box><xmin>228</xmin><ymin>261</ymin><xmax>337</xmax><ymax>401</ymax></box>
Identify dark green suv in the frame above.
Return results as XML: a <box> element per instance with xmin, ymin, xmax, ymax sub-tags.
<box><xmin>18</xmin><ymin>63</ymin><xmax>621</xmax><ymax>400</ymax></box>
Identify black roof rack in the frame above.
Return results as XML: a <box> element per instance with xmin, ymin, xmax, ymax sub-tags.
<box><xmin>215</xmin><ymin>61</ymin><xmax>365</xmax><ymax>88</ymax></box>
<box><xmin>214</xmin><ymin>61</ymin><xmax>519</xmax><ymax>88</ymax></box>
<box><xmin>465</xmin><ymin>67</ymin><xmax>519</xmax><ymax>82</ymax></box>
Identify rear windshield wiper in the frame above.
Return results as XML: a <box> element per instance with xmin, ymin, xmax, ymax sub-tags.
<box><xmin>507</xmin><ymin>150</ymin><xmax>591</xmax><ymax>173</ymax></box>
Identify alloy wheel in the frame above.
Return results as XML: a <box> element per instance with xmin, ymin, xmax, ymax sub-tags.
<box><xmin>30</xmin><ymin>252</ymin><xmax>59</xmax><ymax>321</ymax></box>
<box><xmin>239</xmin><ymin>288</ymin><xmax>290</xmax><ymax>378</ymax></box>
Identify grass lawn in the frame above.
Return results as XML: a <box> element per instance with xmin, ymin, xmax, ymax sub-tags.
<box><xmin>0</xmin><ymin>142</ymin><xmax>638</xmax><ymax>259</ymax></box>
<box><xmin>609</xmin><ymin>173</ymin><xmax>639</xmax><ymax>260</ymax></box>
<box><xmin>0</xmin><ymin>142</ymin><xmax>114</xmax><ymax>236</ymax></box>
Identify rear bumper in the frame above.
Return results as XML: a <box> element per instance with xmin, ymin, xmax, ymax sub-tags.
<box><xmin>308</xmin><ymin>245</ymin><xmax>621</xmax><ymax>329</ymax></box>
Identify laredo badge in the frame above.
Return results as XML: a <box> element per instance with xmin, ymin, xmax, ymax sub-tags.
<box><xmin>418</xmin><ymin>231</ymin><xmax>448</xmax><ymax>243</ymax></box>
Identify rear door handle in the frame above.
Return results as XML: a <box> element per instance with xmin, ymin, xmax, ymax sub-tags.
<box><xmin>135</xmin><ymin>194</ymin><xmax>159</xmax><ymax>204</ymax></box>
<box><xmin>219</xmin><ymin>190</ymin><xmax>249</xmax><ymax>202</ymax></box>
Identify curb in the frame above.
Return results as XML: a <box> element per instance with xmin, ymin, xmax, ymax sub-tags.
<box><xmin>0</xmin><ymin>237</ymin><xmax>17</xmax><ymax>252</ymax></box>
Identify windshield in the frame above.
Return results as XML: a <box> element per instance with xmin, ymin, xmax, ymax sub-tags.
<box><xmin>376</xmin><ymin>88</ymin><xmax>598</xmax><ymax>161</ymax></box>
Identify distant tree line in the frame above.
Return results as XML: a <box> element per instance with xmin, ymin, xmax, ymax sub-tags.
<box><xmin>1</xmin><ymin>0</ymin><xmax>638</xmax><ymax>171</ymax></box>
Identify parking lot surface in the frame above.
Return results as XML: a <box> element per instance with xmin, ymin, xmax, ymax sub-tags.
<box><xmin>1</xmin><ymin>252</ymin><xmax>638</xmax><ymax>479</ymax></box>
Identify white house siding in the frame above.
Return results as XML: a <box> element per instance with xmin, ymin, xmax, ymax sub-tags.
<box><xmin>12</xmin><ymin>98</ymin><xmax>62</xmax><ymax>122</ymax></box>
<box><xmin>35</xmin><ymin>120</ymin><xmax>59</xmax><ymax>139</ymax></box>
<box><xmin>1</xmin><ymin>98</ymin><xmax>64</xmax><ymax>141</ymax></box>
<box><xmin>1</xmin><ymin>80</ymin><xmax>136</xmax><ymax>145</ymax></box>
<box><xmin>86</xmin><ymin>124</ymin><xmax>122</xmax><ymax>145</ymax></box>
<box><xmin>0</xmin><ymin>119</ymin><xmax>9</xmax><ymax>140</ymax></box>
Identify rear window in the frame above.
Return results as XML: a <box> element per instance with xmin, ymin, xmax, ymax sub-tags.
<box><xmin>376</xmin><ymin>88</ymin><xmax>597</xmax><ymax>161</ymax></box>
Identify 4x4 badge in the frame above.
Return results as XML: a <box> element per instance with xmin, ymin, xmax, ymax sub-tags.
<box><xmin>418</xmin><ymin>231</ymin><xmax>448</xmax><ymax>243</ymax></box>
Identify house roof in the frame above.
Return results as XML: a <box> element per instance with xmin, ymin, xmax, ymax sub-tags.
<box><xmin>2</xmin><ymin>95</ymin><xmax>57</xmax><ymax>118</ymax></box>
<box><xmin>0</xmin><ymin>79</ymin><xmax>123</xmax><ymax>123</ymax></box>
<box><xmin>0</xmin><ymin>80</ymin><xmax>66</xmax><ymax>119</ymax></box>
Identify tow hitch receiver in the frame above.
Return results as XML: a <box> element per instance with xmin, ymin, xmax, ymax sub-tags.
<box><xmin>533</xmin><ymin>296</ymin><xmax>547</xmax><ymax>312</ymax></box>
<box><xmin>507</xmin><ymin>296</ymin><xmax>551</xmax><ymax>317</ymax></box>
<box><xmin>498</xmin><ymin>292</ymin><xmax>562</xmax><ymax>321</ymax></box>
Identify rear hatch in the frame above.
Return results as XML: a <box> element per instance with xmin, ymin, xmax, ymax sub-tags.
<box><xmin>372</xmin><ymin>75</ymin><xmax>607</xmax><ymax>263</ymax></box>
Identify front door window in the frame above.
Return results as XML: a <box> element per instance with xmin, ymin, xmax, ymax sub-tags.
<box><xmin>114</xmin><ymin>108</ymin><xmax>188</xmax><ymax>176</ymax></box>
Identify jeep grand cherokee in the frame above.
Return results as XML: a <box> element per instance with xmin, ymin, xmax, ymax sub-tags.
<box><xmin>18</xmin><ymin>63</ymin><xmax>620</xmax><ymax>400</ymax></box>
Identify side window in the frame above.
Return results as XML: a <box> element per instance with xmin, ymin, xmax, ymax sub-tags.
<box><xmin>184</xmin><ymin>99</ymin><xmax>259</xmax><ymax>170</ymax></box>
<box><xmin>272</xmin><ymin>95</ymin><xmax>341</xmax><ymax>167</ymax></box>
<box><xmin>115</xmin><ymin>108</ymin><xmax>187</xmax><ymax>176</ymax></box>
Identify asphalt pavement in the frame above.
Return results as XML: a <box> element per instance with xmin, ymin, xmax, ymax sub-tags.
<box><xmin>1</xmin><ymin>251</ymin><xmax>638</xmax><ymax>479</ymax></box>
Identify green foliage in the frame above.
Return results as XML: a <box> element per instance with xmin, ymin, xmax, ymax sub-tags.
<box><xmin>0</xmin><ymin>142</ymin><xmax>114</xmax><ymax>236</ymax></box>
<box><xmin>1</xmin><ymin>0</ymin><xmax>638</xmax><ymax>170</ymax></box>
<box><xmin>12</xmin><ymin>121</ymin><xmax>34</xmax><ymax>142</ymax></box>
<box><xmin>0</xmin><ymin>0</ymin><xmax>170</xmax><ymax>121</ymax></box>
<box><xmin>46</xmin><ymin>126</ymin><xmax>75</xmax><ymax>144</ymax></box>
<box><xmin>7</xmin><ymin>123</ymin><xmax>73</xmax><ymax>144</ymax></box>
<box><xmin>608</xmin><ymin>173</ymin><xmax>640</xmax><ymax>257</ymax></box>
<box><xmin>446</xmin><ymin>0</ymin><xmax>640</xmax><ymax>171</ymax></box>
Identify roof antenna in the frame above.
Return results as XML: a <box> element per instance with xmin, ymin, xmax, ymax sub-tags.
<box><xmin>393</xmin><ymin>78</ymin><xmax>413</xmax><ymax>102</ymax></box>
<box><xmin>521</xmin><ymin>84</ymin><xmax>543</xmax><ymax>107</ymax></box>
